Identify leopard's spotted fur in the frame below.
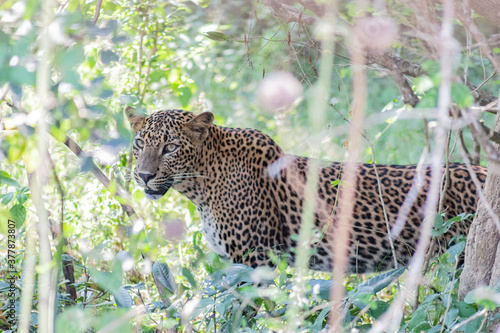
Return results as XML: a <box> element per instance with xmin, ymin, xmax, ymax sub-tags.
<box><xmin>128</xmin><ymin>109</ymin><xmax>487</xmax><ymax>273</ymax></box>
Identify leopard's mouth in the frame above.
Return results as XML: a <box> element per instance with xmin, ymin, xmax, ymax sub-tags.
<box><xmin>144</xmin><ymin>180</ymin><xmax>173</xmax><ymax>200</ymax></box>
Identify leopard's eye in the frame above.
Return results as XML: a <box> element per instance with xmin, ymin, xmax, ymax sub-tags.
<box><xmin>162</xmin><ymin>144</ymin><xmax>178</xmax><ymax>155</ymax></box>
<box><xmin>135</xmin><ymin>138</ymin><xmax>145</xmax><ymax>149</ymax></box>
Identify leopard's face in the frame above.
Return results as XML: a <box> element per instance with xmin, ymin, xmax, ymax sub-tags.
<box><xmin>128</xmin><ymin>110</ymin><xmax>213</xmax><ymax>200</ymax></box>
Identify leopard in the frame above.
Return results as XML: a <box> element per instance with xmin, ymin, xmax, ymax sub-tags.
<box><xmin>127</xmin><ymin>109</ymin><xmax>487</xmax><ymax>273</ymax></box>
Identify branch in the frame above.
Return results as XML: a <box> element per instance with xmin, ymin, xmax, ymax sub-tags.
<box><xmin>296</xmin><ymin>0</ymin><xmax>325</xmax><ymax>17</ymax></box>
<box><xmin>269</xmin><ymin>1</ymin><xmax>498</xmax><ymax>109</ymax></box>
<box><xmin>480</xmin><ymin>123</ymin><xmax>500</xmax><ymax>146</ymax></box>
<box><xmin>456</xmin><ymin>5</ymin><xmax>500</xmax><ymax>74</ymax></box>
<box><xmin>365</xmin><ymin>52</ymin><xmax>423</xmax><ymax>77</ymax></box>
<box><xmin>93</xmin><ymin>0</ymin><xmax>103</xmax><ymax>25</ymax></box>
<box><xmin>466</xmin><ymin>82</ymin><xmax>498</xmax><ymax>107</ymax></box>
<box><xmin>265</xmin><ymin>0</ymin><xmax>316</xmax><ymax>25</ymax></box>
<box><xmin>62</xmin><ymin>136</ymin><xmax>137</xmax><ymax>220</ymax></box>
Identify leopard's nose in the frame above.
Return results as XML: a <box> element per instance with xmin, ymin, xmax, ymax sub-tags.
<box><xmin>138</xmin><ymin>172</ymin><xmax>156</xmax><ymax>185</ymax></box>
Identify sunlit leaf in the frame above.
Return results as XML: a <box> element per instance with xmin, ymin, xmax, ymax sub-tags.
<box><xmin>204</xmin><ymin>31</ymin><xmax>229</xmax><ymax>41</ymax></box>
<box><xmin>55</xmin><ymin>307</ymin><xmax>92</xmax><ymax>333</ymax></box>
<box><xmin>178</xmin><ymin>86</ymin><xmax>192</xmax><ymax>107</ymax></box>
<box><xmin>1</xmin><ymin>192</ymin><xmax>15</xmax><ymax>205</ymax></box>
<box><xmin>10</xmin><ymin>204</ymin><xmax>26</xmax><ymax>227</ymax></box>
<box><xmin>0</xmin><ymin>171</ymin><xmax>20</xmax><ymax>188</ymax></box>
<box><xmin>88</xmin><ymin>266</ymin><xmax>122</xmax><ymax>293</ymax></box>
<box><xmin>451</xmin><ymin>82</ymin><xmax>474</xmax><ymax>108</ymax></box>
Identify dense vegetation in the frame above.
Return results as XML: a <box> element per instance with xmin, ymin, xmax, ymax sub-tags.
<box><xmin>1</xmin><ymin>0</ymin><xmax>500</xmax><ymax>332</ymax></box>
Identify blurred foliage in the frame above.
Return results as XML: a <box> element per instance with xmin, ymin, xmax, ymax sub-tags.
<box><xmin>0</xmin><ymin>0</ymin><xmax>499</xmax><ymax>332</ymax></box>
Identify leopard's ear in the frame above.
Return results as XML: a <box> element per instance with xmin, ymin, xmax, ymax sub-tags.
<box><xmin>184</xmin><ymin>112</ymin><xmax>214</xmax><ymax>145</ymax></box>
<box><xmin>126</xmin><ymin>106</ymin><xmax>146</xmax><ymax>133</ymax></box>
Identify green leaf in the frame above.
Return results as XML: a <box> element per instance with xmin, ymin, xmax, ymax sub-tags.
<box><xmin>464</xmin><ymin>286</ymin><xmax>500</xmax><ymax>310</ymax></box>
<box><xmin>464</xmin><ymin>315</ymin><xmax>483</xmax><ymax>333</ymax></box>
<box><xmin>451</xmin><ymin>82</ymin><xmax>474</xmax><ymax>108</ymax></box>
<box><xmin>190</xmin><ymin>298</ymin><xmax>214</xmax><ymax>320</ymax></box>
<box><xmin>149</xmin><ymin>70</ymin><xmax>167</xmax><ymax>83</ymax></box>
<box><xmin>55</xmin><ymin>307</ymin><xmax>92</xmax><ymax>333</ymax></box>
<box><xmin>210</xmin><ymin>264</ymin><xmax>254</xmax><ymax>291</ymax></box>
<box><xmin>352</xmin><ymin>267</ymin><xmax>405</xmax><ymax>295</ymax></box>
<box><xmin>100</xmin><ymin>50</ymin><xmax>120</xmax><ymax>65</ymax></box>
<box><xmin>178</xmin><ymin>86</ymin><xmax>192</xmax><ymax>107</ymax></box>
<box><xmin>56</xmin><ymin>45</ymin><xmax>85</xmax><ymax>72</ymax></box>
<box><xmin>182</xmin><ymin>266</ymin><xmax>197</xmax><ymax>288</ymax></box>
<box><xmin>414</xmin><ymin>75</ymin><xmax>434</xmax><ymax>94</ymax></box>
<box><xmin>445</xmin><ymin>241</ymin><xmax>466</xmax><ymax>263</ymax></box>
<box><xmin>368</xmin><ymin>300</ymin><xmax>390</xmax><ymax>319</ymax></box>
<box><xmin>10</xmin><ymin>204</ymin><xmax>26</xmax><ymax>227</ymax></box>
<box><xmin>417</xmin><ymin>87</ymin><xmax>438</xmax><ymax>109</ymax></box>
<box><xmin>152</xmin><ymin>261</ymin><xmax>177</xmax><ymax>300</ymax></box>
<box><xmin>88</xmin><ymin>267</ymin><xmax>122</xmax><ymax>293</ymax></box>
<box><xmin>204</xmin><ymin>31</ymin><xmax>229</xmax><ymax>41</ymax></box>
<box><xmin>1</xmin><ymin>192</ymin><xmax>15</xmax><ymax>205</ymax></box>
<box><xmin>456</xmin><ymin>301</ymin><xmax>476</xmax><ymax>317</ymax></box>
<box><xmin>310</xmin><ymin>307</ymin><xmax>329</xmax><ymax>331</ymax></box>
<box><xmin>0</xmin><ymin>280</ymin><xmax>10</xmax><ymax>291</ymax></box>
<box><xmin>113</xmin><ymin>286</ymin><xmax>133</xmax><ymax>308</ymax></box>
<box><xmin>408</xmin><ymin>305</ymin><xmax>428</xmax><ymax>330</ymax></box>
<box><xmin>16</xmin><ymin>192</ymin><xmax>28</xmax><ymax>205</ymax></box>
<box><xmin>9</xmin><ymin>66</ymin><xmax>36</xmax><ymax>85</ymax></box>
<box><xmin>93</xmin><ymin>309</ymin><xmax>131</xmax><ymax>333</ymax></box>
<box><xmin>444</xmin><ymin>307</ymin><xmax>459</xmax><ymax>328</ymax></box>
<box><xmin>308</xmin><ymin>279</ymin><xmax>335</xmax><ymax>301</ymax></box>
<box><xmin>0</xmin><ymin>171</ymin><xmax>20</xmax><ymax>188</ymax></box>
<box><xmin>431</xmin><ymin>214</ymin><xmax>448</xmax><ymax>237</ymax></box>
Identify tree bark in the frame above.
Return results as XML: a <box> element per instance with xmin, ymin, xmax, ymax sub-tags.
<box><xmin>459</xmin><ymin>112</ymin><xmax>500</xmax><ymax>309</ymax></box>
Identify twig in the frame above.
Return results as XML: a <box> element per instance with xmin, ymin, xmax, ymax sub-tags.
<box><xmin>213</xmin><ymin>294</ymin><xmax>217</xmax><ymax>333</ymax></box>
<box><xmin>439</xmin><ymin>261</ymin><xmax>459</xmax><ymax>333</ymax></box>
<box><xmin>456</xmin><ymin>5</ymin><xmax>500</xmax><ymax>74</ymax></box>
<box><xmin>371</xmin><ymin>0</ymin><xmax>456</xmax><ymax>330</ymax></box>
<box><xmin>93</xmin><ymin>0</ymin><xmax>103</xmax><ymax>25</ymax></box>
<box><xmin>455</xmin><ymin>117</ymin><xmax>500</xmax><ymax>232</ymax></box>
<box><xmin>48</xmin><ymin>152</ymin><xmax>77</xmax><ymax>301</ymax></box>
<box><xmin>265</xmin><ymin>0</ymin><xmax>316</xmax><ymax>25</ymax></box>
<box><xmin>449</xmin><ymin>308</ymin><xmax>487</xmax><ymax>333</ymax></box>
<box><xmin>329</xmin><ymin>8</ymin><xmax>367</xmax><ymax>329</ymax></box>
<box><xmin>457</xmin><ymin>129</ymin><xmax>474</xmax><ymax>164</ymax></box>
<box><xmin>480</xmin><ymin>123</ymin><xmax>500</xmax><ymax>146</ymax></box>
<box><xmin>370</xmin><ymin>156</ymin><xmax>399</xmax><ymax>271</ymax></box>
<box><xmin>466</xmin><ymin>82</ymin><xmax>498</xmax><ymax>108</ymax></box>
<box><xmin>32</xmin><ymin>0</ymin><xmax>56</xmax><ymax>330</ymax></box>
<box><xmin>461</xmin><ymin>109</ymin><xmax>500</xmax><ymax>162</ymax></box>
<box><xmin>471</xmin><ymin>70</ymin><xmax>497</xmax><ymax>93</ymax></box>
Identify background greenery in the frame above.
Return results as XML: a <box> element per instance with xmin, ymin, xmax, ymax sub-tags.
<box><xmin>0</xmin><ymin>0</ymin><xmax>499</xmax><ymax>332</ymax></box>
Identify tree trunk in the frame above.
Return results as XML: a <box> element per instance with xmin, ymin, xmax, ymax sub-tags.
<box><xmin>459</xmin><ymin>113</ymin><xmax>500</xmax><ymax>312</ymax></box>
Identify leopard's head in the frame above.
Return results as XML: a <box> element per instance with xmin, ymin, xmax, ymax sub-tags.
<box><xmin>127</xmin><ymin>108</ymin><xmax>214</xmax><ymax>200</ymax></box>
